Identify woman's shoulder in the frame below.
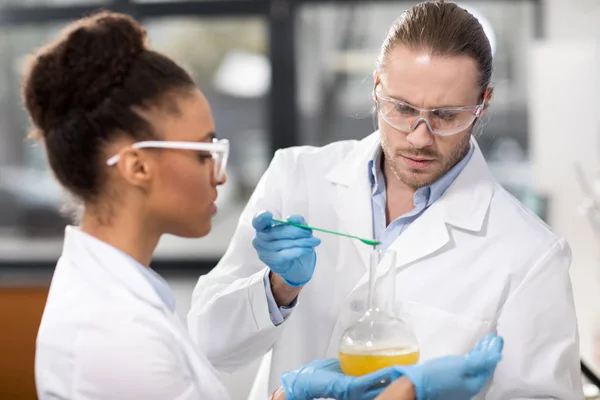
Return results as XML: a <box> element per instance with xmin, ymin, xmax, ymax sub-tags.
<box><xmin>36</xmin><ymin>303</ymin><xmax>193</xmax><ymax>398</ymax></box>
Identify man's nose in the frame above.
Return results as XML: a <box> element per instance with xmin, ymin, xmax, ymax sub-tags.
<box><xmin>405</xmin><ymin>118</ymin><xmax>435</xmax><ymax>149</ymax></box>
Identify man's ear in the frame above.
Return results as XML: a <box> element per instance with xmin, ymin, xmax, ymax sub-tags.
<box><xmin>483</xmin><ymin>86</ymin><xmax>494</xmax><ymax>111</ymax></box>
<box><xmin>372</xmin><ymin>70</ymin><xmax>381</xmax><ymax>101</ymax></box>
<box><xmin>373</xmin><ymin>70</ymin><xmax>381</xmax><ymax>86</ymax></box>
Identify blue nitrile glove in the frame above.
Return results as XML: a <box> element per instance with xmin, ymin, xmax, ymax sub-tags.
<box><xmin>280</xmin><ymin>358</ymin><xmax>402</xmax><ymax>400</ymax></box>
<box><xmin>252</xmin><ymin>211</ymin><xmax>321</xmax><ymax>287</ymax></box>
<box><xmin>398</xmin><ymin>333</ymin><xmax>504</xmax><ymax>400</ymax></box>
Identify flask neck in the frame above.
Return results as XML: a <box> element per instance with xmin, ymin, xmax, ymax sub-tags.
<box><xmin>367</xmin><ymin>248</ymin><xmax>397</xmax><ymax>315</ymax></box>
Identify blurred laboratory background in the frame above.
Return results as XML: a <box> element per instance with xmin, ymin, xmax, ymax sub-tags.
<box><xmin>0</xmin><ymin>0</ymin><xmax>599</xmax><ymax>398</ymax></box>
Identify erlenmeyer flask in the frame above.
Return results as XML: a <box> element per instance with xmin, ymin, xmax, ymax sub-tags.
<box><xmin>338</xmin><ymin>248</ymin><xmax>419</xmax><ymax>376</ymax></box>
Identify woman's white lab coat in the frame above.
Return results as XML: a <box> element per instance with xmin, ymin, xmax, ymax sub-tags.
<box><xmin>188</xmin><ymin>132</ymin><xmax>584</xmax><ymax>400</ymax></box>
<box><xmin>35</xmin><ymin>226</ymin><xmax>231</xmax><ymax>400</ymax></box>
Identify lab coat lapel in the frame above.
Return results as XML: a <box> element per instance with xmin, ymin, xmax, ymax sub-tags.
<box><xmin>346</xmin><ymin>203</ymin><xmax>449</xmax><ymax>293</ymax></box>
<box><xmin>438</xmin><ymin>140</ymin><xmax>495</xmax><ymax>233</ymax></box>
<box><xmin>353</xmin><ymin>139</ymin><xmax>495</xmax><ymax>287</ymax></box>
<box><xmin>386</xmin><ymin>203</ymin><xmax>449</xmax><ymax>272</ymax></box>
<box><xmin>325</xmin><ymin>132</ymin><xmax>380</xmax><ymax>273</ymax></box>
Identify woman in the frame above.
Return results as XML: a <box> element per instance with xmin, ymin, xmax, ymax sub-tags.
<box><xmin>25</xmin><ymin>11</ymin><xmax>502</xmax><ymax>400</ymax></box>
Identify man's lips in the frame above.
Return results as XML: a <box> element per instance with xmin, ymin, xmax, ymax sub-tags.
<box><xmin>401</xmin><ymin>155</ymin><xmax>434</xmax><ymax>169</ymax></box>
<box><xmin>404</xmin><ymin>156</ymin><xmax>433</xmax><ymax>161</ymax></box>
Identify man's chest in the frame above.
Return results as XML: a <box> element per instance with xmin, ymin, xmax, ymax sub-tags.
<box><xmin>297</xmin><ymin>233</ymin><xmax>513</xmax><ymax>355</ymax></box>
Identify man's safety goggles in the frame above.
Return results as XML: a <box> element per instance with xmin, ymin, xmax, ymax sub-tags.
<box><xmin>373</xmin><ymin>90</ymin><xmax>487</xmax><ymax>137</ymax></box>
<box><xmin>106</xmin><ymin>138</ymin><xmax>229</xmax><ymax>181</ymax></box>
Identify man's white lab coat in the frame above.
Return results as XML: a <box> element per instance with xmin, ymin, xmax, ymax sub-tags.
<box><xmin>188</xmin><ymin>132</ymin><xmax>583</xmax><ymax>400</ymax></box>
<box><xmin>35</xmin><ymin>227</ymin><xmax>230</xmax><ymax>400</ymax></box>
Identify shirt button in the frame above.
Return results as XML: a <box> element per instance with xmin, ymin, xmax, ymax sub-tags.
<box><xmin>350</xmin><ymin>300</ymin><xmax>365</xmax><ymax>312</ymax></box>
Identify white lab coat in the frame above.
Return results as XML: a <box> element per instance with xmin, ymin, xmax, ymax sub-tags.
<box><xmin>35</xmin><ymin>226</ymin><xmax>230</xmax><ymax>400</ymax></box>
<box><xmin>188</xmin><ymin>132</ymin><xmax>584</xmax><ymax>400</ymax></box>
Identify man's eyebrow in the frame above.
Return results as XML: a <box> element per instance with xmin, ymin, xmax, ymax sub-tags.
<box><xmin>383</xmin><ymin>94</ymin><xmax>467</xmax><ymax>109</ymax></box>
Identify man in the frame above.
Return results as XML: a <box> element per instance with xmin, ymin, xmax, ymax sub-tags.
<box><xmin>188</xmin><ymin>1</ymin><xmax>583</xmax><ymax>399</ymax></box>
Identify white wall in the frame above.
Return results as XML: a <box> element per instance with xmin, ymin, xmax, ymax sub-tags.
<box><xmin>544</xmin><ymin>0</ymin><xmax>600</xmax><ymax>41</ymax></box>
<box><xmin>530</xmin><ymin>40</ymin><xmax>600</xmax><ymax>373</ymax></box>
<box><xmin>531</xmin><ymin>0</ymin><xmax>600</xmax><ymax>375</ymax></box>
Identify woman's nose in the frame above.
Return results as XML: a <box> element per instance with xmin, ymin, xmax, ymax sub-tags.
<box><xmin>216</xmin><ymin>172</ymin><xmax>227</xmax><ymax>186</ymax></box>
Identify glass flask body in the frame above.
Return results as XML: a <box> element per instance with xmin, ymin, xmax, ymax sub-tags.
<box><xmin>338</xmin><ymin>248</ymin><xmax>419</xmax><ymax>376</ymax></box>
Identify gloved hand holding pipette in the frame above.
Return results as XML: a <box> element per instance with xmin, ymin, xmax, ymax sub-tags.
<box><xmin>252</xmin><ymin>211</ymin><xmax>321</xmax><ymax>287</ymax></box>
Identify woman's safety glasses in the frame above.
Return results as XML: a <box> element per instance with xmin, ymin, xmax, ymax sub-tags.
<box><xmin>373</xmin><ymin>90</ymin><xmax>486</xmax><ymax>137</ymax></box>
<box><xmin>106</xmin><ymin>138</ymin><xmax>229</xmax><ymax>181</ymax></box>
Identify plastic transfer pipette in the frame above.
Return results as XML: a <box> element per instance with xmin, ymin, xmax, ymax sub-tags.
<box><xmin>271</xmin><ymin>219</ymin><xmax>381</xmax><ymax>246</ymax></box>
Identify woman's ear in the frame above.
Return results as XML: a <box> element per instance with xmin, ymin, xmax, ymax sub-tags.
<box><xmin>116</xmin><ymin>147</ymin><xmax>153</xmax><ymax>190</ymax></box>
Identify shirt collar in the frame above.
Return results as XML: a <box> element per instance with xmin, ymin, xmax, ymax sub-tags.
<box><xmin>367</xmin><ymin>140</ymin><xmax>474</xmax><ymax>207</ymax></box>
<box><xmin>134</xmin><ymin>263</ymin><xmax>177</xmax><ymax>312</ymax></box>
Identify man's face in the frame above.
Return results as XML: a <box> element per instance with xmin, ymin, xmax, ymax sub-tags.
<box><xmin>376</xmin><ymin>45</ymin><xmax>484</xmax><ymax>189</ymax></box>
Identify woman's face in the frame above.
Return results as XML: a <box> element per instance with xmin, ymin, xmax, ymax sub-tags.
<box><xmin>145</xmin><ymin>89</ymin><xmax>225</xmax><ymax>238</ymax></box>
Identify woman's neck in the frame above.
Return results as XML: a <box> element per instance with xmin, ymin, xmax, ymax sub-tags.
<box><xmin>79</xmin><ymin>206</ymin><xmax>160</xmax><ymax>267</ymax></box>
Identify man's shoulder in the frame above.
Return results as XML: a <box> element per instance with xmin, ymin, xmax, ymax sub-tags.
<box><xmin>488</xmin><ymin>182</ymin><xmax>565</xmax><ymax>254</ymax></box>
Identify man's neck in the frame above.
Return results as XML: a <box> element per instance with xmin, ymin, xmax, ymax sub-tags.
<box><xmin>382</xmin><ymin>162</ymin><xmax>419</xmax><ymax>224</ymax></box>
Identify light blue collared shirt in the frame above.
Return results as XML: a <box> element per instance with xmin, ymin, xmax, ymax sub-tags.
<box><xmin>264</xmin><ymin>271</ymin><xmax>297</xmax><ymax>325</ymax></box>
<box><xmin>369</xmin><ymin>143</ymin><xmax>474</xmax><ymax>249</ymax></box>
<box><xmin>135</xmin><ymin>263</ymin><xmax>177</xmax><ymax>313</ymax></box>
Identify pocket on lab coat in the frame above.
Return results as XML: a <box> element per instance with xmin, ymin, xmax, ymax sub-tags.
<box><xmin>397</xmin><ymin>300</ymin><xmax>492</xmax><ymax>361</ymax></box>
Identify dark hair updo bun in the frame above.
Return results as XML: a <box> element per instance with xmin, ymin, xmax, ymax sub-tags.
<box><xmin>22</xmin><ymin>11</ymin><xmax>195</xmax><ymax>201</ymax></box>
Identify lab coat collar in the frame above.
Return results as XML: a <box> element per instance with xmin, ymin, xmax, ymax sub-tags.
<box><xmin>325</xmin><ymin>133</ymin><xmax>380</xmax><ymax>270</ymax></box>
<box><xmin>441</xmin><ymin>139</ymin><xmax>495</xmax><ymax>232</ymax></box>
<box><xmin>61</xmin><ymin>226</ymin><xmax>167</xmax><ymax>312</ymax></box>
<box><xmin>325</xmin><ymin>131</ymin><xmax>494</xmax><ymax>232</ymax></box>
<box><xmin>325</xmin><ymin>132</ymin><xmax>380</xmax><ymax>187</ymax></box>
<box><xmin>325</xmin><ymin>131</ymin><xmax>494</xmax><ymax>274</ymax></box>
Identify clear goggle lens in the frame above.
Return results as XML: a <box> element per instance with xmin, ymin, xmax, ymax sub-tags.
<box><xmin>375</xmin><ymin>92</ymin><xmax>485</xmax><ymax>137</ymax></box>
<box><xmin>209</xmin><ymin>140</ymin><xmax>229</xmax><ymax>181</ymax></box>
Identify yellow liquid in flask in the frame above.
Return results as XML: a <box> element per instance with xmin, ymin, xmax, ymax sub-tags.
<box><xmin>339</xmin><ymin>347</ymin><xmax>420</xmax><ymax>376</ymax></box>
